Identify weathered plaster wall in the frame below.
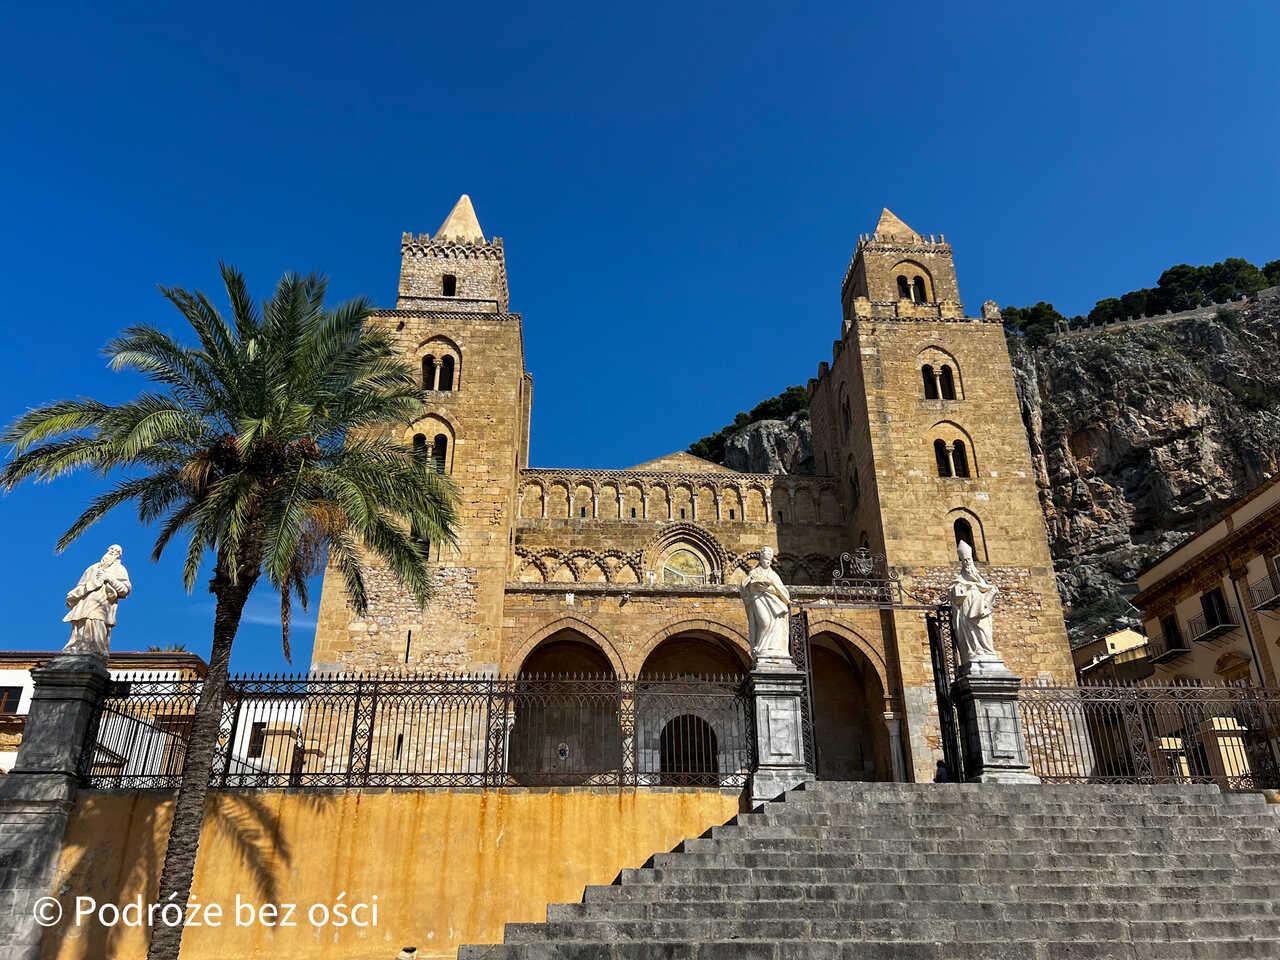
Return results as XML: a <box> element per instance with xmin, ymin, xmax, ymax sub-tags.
<box><xmin>43</xmin><ymin>787</ymin><xmax>741</xmax><ymax>960</ymax></box>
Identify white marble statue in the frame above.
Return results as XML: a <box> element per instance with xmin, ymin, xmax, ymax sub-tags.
<box><xmin>61</xmin><ymin>545</ymin><xmax>131</xmax><ymax>658</ymax></box>
<box><xmin>740</xmin><ymin>547</ymin><xmax>793</xmax><ymax>668</ymax></box>
<box><xmin>948</xmin><ymin>540</ymin><xmax>1003</xmax><ymax>672</ymax></box>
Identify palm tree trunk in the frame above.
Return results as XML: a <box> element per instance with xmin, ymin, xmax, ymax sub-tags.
<box><xmin>145</xmin><ymin>572</ymin><xmax>256</xmax><ymax>960</ymax></box>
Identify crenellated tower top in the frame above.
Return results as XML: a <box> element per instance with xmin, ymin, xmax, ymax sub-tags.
<box><xmin>840</xmin><ymin>208</ymin><xmax>965</xmax><ymax>327</ymax></box>
<box><xmin>397</xmin><ymin>194</ymin><xmax>510</xmax><ymax>312</ymax></box>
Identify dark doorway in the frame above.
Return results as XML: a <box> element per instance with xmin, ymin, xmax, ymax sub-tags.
<box><xmin>808</xmin><ymin>636</ymin><xmax>892</xmax><ymax>781</ymax></box>
<box><xmin>659</xmin><ymin>714</ymin><xmax>718</xmax><ymax>784</ymax></box>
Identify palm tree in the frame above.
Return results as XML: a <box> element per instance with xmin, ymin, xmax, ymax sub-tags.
<box><xmin>1</xmin><ymin>264</ymin><xmax>458</xmax><ymax>960</ymax></box>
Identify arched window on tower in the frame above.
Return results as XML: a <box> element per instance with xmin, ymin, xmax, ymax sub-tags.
<box><xmin>897</xmin><ymin>275</ymin><xmax>911</xmax><ymax>300</ymax></box>
<box><xmin>954</xmin><ymin>518</ymin><xmax>976</xmax><ymax>556</ymax></box>
<box><xmin>934</xmin><ymin>439</ymin><xmax>952</xmax><ymax>478</ymax></box>
<box><xmin>437</xmin><ymin>355</ymin><xmax>455</xmax><ymax>392</ymax></box>
<box><xmin>432</xmin><ymin>434</ymin><xmax>449</xmax><ymax>473</ymax></box>
<box><xmin>952</xmin><ymin>440</ymin><xmax>971</xmax><ymax>478</ymax></box>
<box><xmin>442</xmin><ymin>274</ymin><xmax>457</xmax><ymax>297</ymax></box>
<box><xmin>912</xmin><ymin>276</ymin><xmax>927</xmax><ymax>303</ymax></box>
<box><xmin>422</xmin><ymin>355</ymin><xmax>436</xmax><ymax>390</ymax></box>
<box><xmin>939</xmin><ymin>365</ymin><xmax>956</xmax><ymax>400</ymax></box>
<box><xmin>411</xmin><ymin>434</ymin><xmax>430</xmax><ymax>552</ymax></box>
<box><xmin>850</xmin><ymin>467</ymin><xmax>861</xmax><ymax>507</ymax></box>
<box><xmin>841</xmin><ymin>398</ymin><xmax>852</xmax><ymax>435</ymax></box>
<box><xmin>922</xmin><ymin>364</ymin><xmax>938</xmax><ymax>399</ymax></box>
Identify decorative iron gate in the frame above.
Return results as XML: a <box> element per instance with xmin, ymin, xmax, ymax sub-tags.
<box><xmin>926</xmin><ymin>603</ymin><xmax>963</xmax><ymax>782</ymax></box>
<box><xmin>788</xmin><ymin>609</ymin><xmax>818</xmax><ymax>775</ymax></box>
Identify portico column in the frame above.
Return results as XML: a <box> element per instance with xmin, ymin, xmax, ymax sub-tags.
<box><xmin>883</xmin><ymin>711</ymin><xmax>906</xmax><ymax>783</ymax></box>
<box><xmin>714</xmin><ymin>494</ymin><xmax>722</xmax><ymax>521</ymax></box>
<box><xmin>764</xmin><ymin>489</ymin><xmax>773</xmax><ymax>523</ymax></box>
<box><xmin>592</xmin><ymin>494</ymin><xmax>598</xmax><ymax>519</ymax></box>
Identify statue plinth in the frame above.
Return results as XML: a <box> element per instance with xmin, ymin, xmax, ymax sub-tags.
<box><xmin>752</xmin><ymin>654</ymin><xmax>798</xmax><ymax>673</ymax></box>
<box><xmin>748</xmin><ymin>667</ymin><xmax>812</xmax><ymax>804</ymax></box>
<box><xmin>950</xmin><ymin>664</ymin><xmax>1039</xmax><ymax>784</ymax></box>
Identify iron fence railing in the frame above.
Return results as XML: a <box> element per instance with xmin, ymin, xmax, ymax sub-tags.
<box><xmin>1146</xmin><ymin>630</ymin><xmax>1191</xmax><ymax>664</ymax></box>
<box><xmin>1249</xmin><ymin>576</ymin><xmax>1280</xmax><ymax>611</ymax></box>
<box><xmin>1186</xmin><ymin>603</ymin><xmax>1241</xmax><ymax>643</ymax></box>
<box><xmin>83</xmin><ymin>672</ymin><xmax>753</xmax><ymax>790</ymax></box>
<box><xmin>1020</xmin><ymin>683</ymin><xmax>1280</xmax><ymax>791</ymax></box>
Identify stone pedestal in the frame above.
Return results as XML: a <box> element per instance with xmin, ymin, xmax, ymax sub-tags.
<box><xmin>951</xmin><ymin>663</ymin><xmax>1039</xmax><ymax>785</ymax></box>
<box><xmin>0</xmin><ymin>653</ymin><xmax>110</xmax><ymax>960</ymax></box>
<box><xmin>748</xmin><ymin>667</ymin><xmax>812</xmax><ymax>804</ymax></box>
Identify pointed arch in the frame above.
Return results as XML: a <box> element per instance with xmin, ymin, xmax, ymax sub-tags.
<box><xmin>640</xmin><ymin>523</ymin><xmax>728</xmax><ymax>584</ymax></box>
<box><xmin>506</xmin><ymin>617</ymin><xmax>626</xmax><ymax>677</ymax></box>
<box><xmin>803</xmin><ymin>617</ymin><xmax>891</xmax><ymax>693</ymax></box>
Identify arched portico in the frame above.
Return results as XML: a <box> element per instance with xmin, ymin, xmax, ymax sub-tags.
<box><xmin>808</xmin><ymin>629</ymin><xmax>895</xmax><ymax>782</ymax></box>
<box><xmin>507</xmin><ymin>622</ymin><xmax>621</xmax><ymax>784</ymax></box>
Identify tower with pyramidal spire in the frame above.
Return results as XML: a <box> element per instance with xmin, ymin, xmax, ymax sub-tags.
<box><xmin>312</xmin><ymin>195</ymin><xmax>532</xmax><ymax>673</ymax></box>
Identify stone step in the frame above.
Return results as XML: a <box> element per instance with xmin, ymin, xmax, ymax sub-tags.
<box><xmin>461</xmin><ymin>937</ymin><xmax>1280</xmax><ymax>960</ymax></box>
<box><xmin>705</xmin><ymin>822</ymin><xmax>1280</xmax><ymax>841</ymax></box>
<box><xmin>754</xmin><ymin>798</ymin><xmax>1275</xmax><ymax>819</ymax></box>
<box><xmin>732</xmin><ymin>810</ymin><xmax>1280</xmax><ymax>828</ymax></box>
<box><xmin>502</xmin><ymin>916</ymin><xmax>1280</xmax><ymax>945</ymax></box>
<box><xmin>788</xmin><ymin>782</ymin><xmax>1227</xmax><ymax>799</ymax></box>
<box><xmin>579</xmin><ymin>879</ymin><xmax>1280</xmax><ymax>904</ymax></box>
<box><xmin>546</xmin><ymin>895</ymin><xmax>1278</xmax><ymax>924</ymax></box>
<box><xmin>647</xmin><ymin>849</ymin><xmax>1256</xmax><ymax>871</ymax></box>
<box><xmin>612</xmin><ymin>865</ymin><xmax>1279</xmax><ymax>887</ymax></box>
<box><xmin>670</xmin><ymin>836</ymin><xmax>1280</xmax><ymax>857</ymax></box>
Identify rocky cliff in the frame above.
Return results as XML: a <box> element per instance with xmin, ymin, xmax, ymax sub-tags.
<box><xmin>1013</xmin><ymin>293</ymin><xmax>1280</xmax><ymax>641</ymax></box>
<box><xmin>704</xmin><ymin>293</ymin><xmax>1280</xmax><ymax>642</ymax></box>
<box><xmin>721</xmin><ymin>411</ymin><xmax>814</xmax><ymax>475</ymax></box>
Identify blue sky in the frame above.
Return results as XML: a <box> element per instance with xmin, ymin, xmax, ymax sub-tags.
<box><xmin>2</xmin><ymin>2</ymin><xmax>1277</xmax><ymax>673</ymax></box>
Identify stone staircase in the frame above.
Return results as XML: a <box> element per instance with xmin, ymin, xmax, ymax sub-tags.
<box><xmin>458</xmin><ymin>781</ymin><xmax>1280</xmax><ymax>960</ymax></box>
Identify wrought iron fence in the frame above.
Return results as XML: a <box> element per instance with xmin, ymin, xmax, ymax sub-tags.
<box><xmin>1020</xmin><ymin>683</ymin><xmax>1280</xmax><ymax>791</ymax></box>
<box><xmin>82</xmin><ymin>671</ymin><xmax>753</xmax><ymax>790</ymax></box>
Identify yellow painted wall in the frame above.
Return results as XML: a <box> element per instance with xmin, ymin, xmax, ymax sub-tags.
<box><xmin>43</xmin><ymin>787</ymin><xmax>742</xmax><ymax>960</ymax></box>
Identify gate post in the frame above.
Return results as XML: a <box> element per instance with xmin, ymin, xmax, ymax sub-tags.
<box><xmin>0</xmin><ymin>653</ymin><xmax>111</xmax><ymax>960</ymax></box>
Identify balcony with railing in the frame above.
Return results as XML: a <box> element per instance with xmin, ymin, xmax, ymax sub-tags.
<box><xmin>1248</xmin><ymin>575</ymin><xmax>1280</xmax><ymax>611</ymax></box>
<box><xmin>1186</xmin><ymin>603</ymin><xmax>1241</xmax><ymax>643</ymax></box>
<box><xmin>1147</xmin><ymin>630</ymin><xmax>1192</xmax><ymax>664</ymax></box>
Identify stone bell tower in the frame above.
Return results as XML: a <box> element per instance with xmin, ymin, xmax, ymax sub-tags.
<box><xmin>310</xmin><ymin>195</ymin><xmax>532</xmax><ymax>674</ymax></box>
<box><xmin>810</xmin><ymin>207</ymin><xmax>1073</xmax><ymax>780</ymax></box>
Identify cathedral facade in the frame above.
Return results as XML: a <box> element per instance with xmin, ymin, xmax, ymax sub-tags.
<box><xmin>309</xmin><ymin>197</ymin><xmax>1073</xmax><ymax>781</ymax></box>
